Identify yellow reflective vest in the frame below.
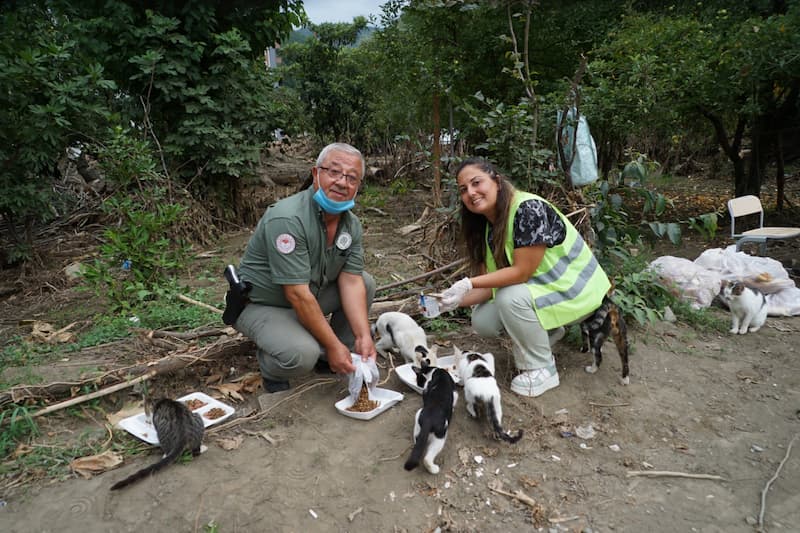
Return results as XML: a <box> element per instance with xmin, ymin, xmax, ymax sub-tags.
<box><xmin>485</xmin><ymin>191</ymin><xmax>611</xmax><ymax>330</ymax></box>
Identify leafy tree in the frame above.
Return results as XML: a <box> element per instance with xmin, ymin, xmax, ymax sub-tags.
<box><xmin>586</xmin><ymin>3</ymin><xmax>800</xmax><ymax>198</ymax></box>
<box><xmin>278</xmin><ymin>18</ymin><xmax>371</xmax><ymax>144</ymax></box>
<box><xmin>0</xmin><ymin>2</ymin><xmax>116</xmax><ymax>261</ymax></box>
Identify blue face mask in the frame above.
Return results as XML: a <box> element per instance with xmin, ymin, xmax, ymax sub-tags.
<box><xmin>313</xmin><ymin>187</ymin><xmax>355</xmax><ymax>214</ymax></box>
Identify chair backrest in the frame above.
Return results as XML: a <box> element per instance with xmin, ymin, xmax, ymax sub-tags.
<box><xmin>728</xmin><ymin>195</ymin><xmax>764</xmax><ymax>237</ymax></box>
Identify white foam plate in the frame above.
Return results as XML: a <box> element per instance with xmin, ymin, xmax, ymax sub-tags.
<box><xmin>117</xmin><ymin>392</ymin><xmax>235</xmax><ymax>445</ymax></box>
<box><xmin>334</xmin><ymin>387</ymin><xmax>404</xmax><ymax>421</ymax></box>
<box><xmin>395</xmin><ymin>355</ymin><xmax>460</xmax><ymax>394</ymax></box>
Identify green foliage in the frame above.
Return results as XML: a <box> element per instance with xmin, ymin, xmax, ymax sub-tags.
<box><xmin>462</xmin><ymin>93</ymin><xmax>557</xmax><ymax>190</ymax></box>
<box><xmin>82</xmin><ymin>195</ymin><xmax>188</xmax><ymax>310</ymax></box>
<box><xmin>96</xmin><ymin>126</ymin><xmax>159</xmax><ymax>185</ymax></box>
<box><xmin>423</xmin><ymin>316</ymin><xmax>461</xmax><ymax>333</ymax></box>
<box><xmin>0</xmin><ymin>3</ymin><xmax>115</xmax><ymax>256</ymax></box>
<box><xmin>0</xmin><ymin>406</ymin><xmax>39</xmax><ymax>459</ymax></box>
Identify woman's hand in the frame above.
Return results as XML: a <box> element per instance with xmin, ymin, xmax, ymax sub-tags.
<box><xmin>440</xmin><ymin>277</ymin><xmax>473</xmax><ymax>309</ymax></box>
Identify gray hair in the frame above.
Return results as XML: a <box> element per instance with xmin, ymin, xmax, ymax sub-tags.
<box><xmin>316</xmin><ymin>143</ymin><xmax>366</xmax><ymax>178</ymax></box>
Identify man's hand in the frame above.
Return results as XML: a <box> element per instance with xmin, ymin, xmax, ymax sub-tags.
<box><xmin>327</xmin><ymin>343</ymin><xmax>355</xmax><ymax>374</ymax></box>
<box><xmin>440</xmin><ymin>277</ymin><xmax>473</xmax><ymax>310</ymax></box>
<box><xmin>353</xmin><ymin>335</ymin><xmax>377</xmax><ymax>362</ymax></box>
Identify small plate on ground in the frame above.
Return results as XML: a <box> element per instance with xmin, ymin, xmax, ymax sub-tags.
<box><xmin>118</xmin><ymin>392</ymin><xmax>235</xmax><ymax>445</ymax></box>
<box><xmin>395</xmin><ymin>355</ymin><xmax>460</xmax><ymax>394</ymax></box>
<box><xmin>335</xmin><ymin>387</ymin><xmax>404</xmax><ymax>421</ymax></box>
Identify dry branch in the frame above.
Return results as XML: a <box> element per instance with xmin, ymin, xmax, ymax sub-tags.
<box><xmin>626</xmin><ymin>470</ymin><xmax>726</xmax><ymax>481</ymax></box>
<box><xmin>375</xmin><ymin>258</ymin><xmax>466</xmax><ymax>293</ymax></box>
<box><xmin>0</xmin><ymin>335</ymin><xmax>255</xmax><ymax>409</ymax></box>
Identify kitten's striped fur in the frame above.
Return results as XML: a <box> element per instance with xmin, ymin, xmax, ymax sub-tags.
<box><xmin>110</xmin><ymin>398</ymin><xmax>204</xmax><ymax>490</ymax></box>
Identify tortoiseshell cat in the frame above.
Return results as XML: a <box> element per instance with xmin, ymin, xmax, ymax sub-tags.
<box><xmin>110</xmin><ymin>398</ymin><xmax>205</xmax><ymax>490</ymax></box>
<box><xmin>580</xmin><ymin>295</ymin><xmax>630</xmax><ymax>384</ymax></box>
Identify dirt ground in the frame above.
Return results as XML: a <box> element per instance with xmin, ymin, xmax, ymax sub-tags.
<box><xmin>1</xmin><ymin>162</ymin><xmax>800</xmax><ymax>533</ymax></box>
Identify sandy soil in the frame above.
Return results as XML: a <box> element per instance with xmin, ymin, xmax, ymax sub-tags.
<box><xmin>2</xmin><ymin>175</ymin><xmax>800</xmax><ymax>533</ymax></box>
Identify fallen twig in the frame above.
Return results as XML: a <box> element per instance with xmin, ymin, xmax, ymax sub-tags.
<box><xmin>589</xmin><ymin>401</ymin><xmax>630</xmax><ymax>408</ymax></box>
<box><xmin>28</xmin><ymin>371</ymin><xmax>157</xmax><ymax>420</ymax></box>
<box><xmin>758</xmin><ymin>432</ymin><xmax>799</xmax><ymax>529</ymax></box>
<box><xmin>376</xmin><ymin>259</ymin><xmax>466</xmax><ymax>293</ymax></box>
<box><xmin>378</xmin><ymin>444</ymin><xmax>411</xmax><ymax>462</ymax></box>
<box><xmin>487</xmin><ymin>480</ymin><xmax>538</xmax><ymax>508</ymax></box>
<box><xmin>626</xmin><ymin>470</ymin><xmax>726</xmax><ymax>481</ymax></box>
<box><xmin>178</xmin><ymin>294</ymin><xmax>223</xmax><ymax>314</ymax></box>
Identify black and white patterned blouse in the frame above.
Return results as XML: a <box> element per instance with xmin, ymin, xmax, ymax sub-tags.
<box><xmin>487</xmin><ymin>199</ymin><xmax>567</xmax><ymax>250</ymax></box>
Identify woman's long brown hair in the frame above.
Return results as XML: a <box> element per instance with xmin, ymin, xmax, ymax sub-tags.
<box><xmin>454</xmin><ymin>158</ymin><xmax>516</xmax><ymax>274</ymax></box>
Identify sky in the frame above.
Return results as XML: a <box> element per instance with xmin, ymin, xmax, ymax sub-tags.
<box><xmin>302</xmin><ymin>0</ymin><xmax>386</xmax><ymax>24</ymax></box>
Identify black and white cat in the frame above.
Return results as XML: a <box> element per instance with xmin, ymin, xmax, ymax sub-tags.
<box><xmin>454</xmin><ymin>347</ymin><xmax>522</xmax><ymax>443</ymax></box>
<box><xmin>373</xmin><ymin>311</ymin><xmax>437</xmax><ymax>367</ymax></box>
<box><xmin>580</xmin><ymin>295</ymin><xmax>630</xmax><ymax>384</ymax></box>
<box><xmin>110</xmin><ymin>398</ymin><xmax>205</xmax><ymax>490</ymax></box>
<box><xmin>721</xmin><ymin>280</ymin><xmax>768</xmax><ymax>335</ymax></box>
<box><xmin>404</xmin><ymin>364</ymin><xmax>457</xmax><ymax>475</ymax></box>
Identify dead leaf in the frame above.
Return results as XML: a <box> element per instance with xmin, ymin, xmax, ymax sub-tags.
<box><xmin>211</xmin><ymin>383</ymin><xmax>245</xmax><ymax>402</ymax></box>
<box><xmin>106</xmin><ymin>402</ymin><xmax>144</xmax><ymax>426</ymax></box>
<box><xmin>13</xmin><ymin>443</ymin><xmax>33</xmax><ymax>458</ymax></box>
<box><xmin>240</xmin><ymin>373</ymin><xmax>262</xmax><ymax>393</ymax></box>
<box><xmin>204</xmin><ymin>372</ymin><xmax>224</xmax><ymax>386</ymax></box>
<box><xmin>70</xmin><ymin>450</ymin><xmax>123</xmax><ymax>479</ymax></box>
<box><xmin>215</xmin><ymin>435</ymin><xmax>244</xmax><ymax>450</ymax></box>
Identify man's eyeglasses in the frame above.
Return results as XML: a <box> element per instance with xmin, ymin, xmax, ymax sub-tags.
<box><xmin>318</xmin><ymin>166</ymin><xmax>361</xmax><ymax>187</ymax></box>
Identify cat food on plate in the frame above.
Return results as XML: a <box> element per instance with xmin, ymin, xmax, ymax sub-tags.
<box><xmin>185</xmin><ymin>398</ymin><xmax>207</xmax><ymax>410</ymax></box>
<box><xmin>346</xmin><ymin>384</ymin><xmax>379</xmax><ymax>412</ymax></box>
<box><xmin>118</xmin><ymin>392</ymin><xmax>234</xmax><ymax>445</ymax></box>
<box><xmin>335</xmin><ymin>387</ymin><xmax>403</xmax><ymax>421</ymax></box>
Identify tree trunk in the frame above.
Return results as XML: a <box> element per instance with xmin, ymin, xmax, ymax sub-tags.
<box><xmin>776</xmin><ymin>133</ymin><xmax>785</xmax><ymax>210</ymax></box>
<box><xmin>432</xmin><ymin>92</ymin><xmax>442</xmax><ymax>207</ymax></box>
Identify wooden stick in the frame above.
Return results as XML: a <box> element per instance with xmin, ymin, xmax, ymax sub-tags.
<box><xmin>29</xmin><ymin>371</ymin><xmax>157</xmax><ymax>419</ymax></box>
<box><xmin>758</xmin><ymin>432</ymin><xmax>798</xmax><ymax>529</ymax></box>
<box><xmin>626</xmin><ymin>470</ymin><xmax>726</xmax><ymax>481</ymax></box>
<box><xmin>376</xmin><ymin>259</ymin><xmax>466</xmax><ymax>293</ymax></box>
<box><xmin>177</xmin><ymin>294</ymin><xmax>223</xmax><ymax>314</ymax></box>
<box><xmin>488</xmin><ymin>484</ymin><xmax>538</xmax><ymax>508</ymax></box>
<box><xmin>589</xmin><ymin>401</ymin><xmax>630</xmax><ymax>407</ymax></box>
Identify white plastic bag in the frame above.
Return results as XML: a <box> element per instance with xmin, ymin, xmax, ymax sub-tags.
<box><xmin>648</xmin><ymin>256</ymin><xmax>723</xmax><ymax>309</ymax></box>
<box><xmin>348</xmin><ymin>353</ymin><xmax>379</xmax><ymax>403</ymax></box>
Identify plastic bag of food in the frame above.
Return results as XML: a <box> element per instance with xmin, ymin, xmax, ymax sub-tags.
<box><xmin>347</xmin><ymin>353</ymin><xmax>379</xmax><ymax>404</ymax></box>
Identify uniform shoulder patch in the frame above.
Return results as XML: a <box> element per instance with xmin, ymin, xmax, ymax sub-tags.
<box><xmin>275</xmin><ymin>233</ymin><xmax>296</xmax><ymax>254</ymax></box>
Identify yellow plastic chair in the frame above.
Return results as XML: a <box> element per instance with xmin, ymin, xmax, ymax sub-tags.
<box><xmin>727</xmin><ymin>195</ymin><xmax>800</xmax><ymax>255</ymax></box>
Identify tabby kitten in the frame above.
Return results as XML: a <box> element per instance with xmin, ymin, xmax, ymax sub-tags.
<box><xmin>580</xmin><ymin>295</ymin><xmax>630</xmax><ymax>384</ymax></box>
<box><xmin>404</xmin><ymin>364</ymin><xmax>457</xmax><ymax>475</ymax></box>
<box><xmin>110</xmin><ymin>398</ymin><xmax>205</xmax><ymax>491</ymax></box>
<box><xmin>454</xmin><ymin>347</ymin><xmax>522</xmax><ymax>443</ymax></box>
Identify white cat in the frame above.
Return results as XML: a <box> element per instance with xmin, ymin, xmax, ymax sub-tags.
<box><xmin>721</xmin><ymin>280</ymin><xmax>768</xmax><ymax>334</ymax></box>
<box><xmin>453</xmin><ymin>346</ymin><xmax>522</xmax><ymax>443</ymax></box>
<box><xmin>372</xmin><ymin>312</ymin><xmax>438</xmax><ymax>367</ymax></box>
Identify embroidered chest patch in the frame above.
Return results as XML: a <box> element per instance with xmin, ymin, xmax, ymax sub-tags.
<box><xmin>336</xmin><ymin>232</ymin><xmax>352</xmax><ymax>250</ymax></box>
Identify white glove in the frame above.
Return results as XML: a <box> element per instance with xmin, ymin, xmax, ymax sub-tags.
<box><xmin>440</xmin><ymin>277</ymin><xmax>473</xmax><ymax>310</ymax></box>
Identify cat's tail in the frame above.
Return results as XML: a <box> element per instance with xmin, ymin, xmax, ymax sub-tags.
<box><xmin>404</xmin><ymin>419</ymin><xmax>431</xmax><ymax>471</ymax></box>
<box><xmin>109</xmin><ymin>443</ymin><xmax>183</xmax><ymax>491</ymax></box>
<box><xmin>488</xmin><ymin>399</ymin><xmax>523</xmax><ymax>444</ymax></box>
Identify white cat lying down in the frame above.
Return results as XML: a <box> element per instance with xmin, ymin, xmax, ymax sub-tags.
<box><xmin>372</xmin><ymin>312</ymin><xmax>437</xmax><ymax>367</ymax></box>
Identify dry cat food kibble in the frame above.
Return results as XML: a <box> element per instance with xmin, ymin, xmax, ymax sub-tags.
<box><xmin>185</xmin><ymin>398</ymin><xmax>207</xmax><ymax>410</ymax></box>
<box><xmin>204</xmin><ymin>407</ymin><xmax>226</xmax><ymax>420</ymax></box>
<box><xmin>346</xmin><ymin>384</ymin><xmax>379</xmax><ymax>412</ymax></box>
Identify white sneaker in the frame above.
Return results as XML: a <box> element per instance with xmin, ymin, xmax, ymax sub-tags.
<box><xmin>548</xmin><ymin>326</ymin><xmax>566</xmax><ymax>347</ymax></box>
<box><xmin>511</xmin><ymin>363</ymin><xmax>560</xmax><ymax>397</ymax></box>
